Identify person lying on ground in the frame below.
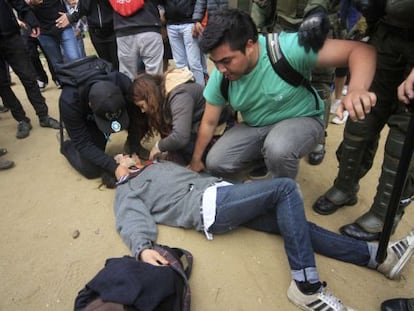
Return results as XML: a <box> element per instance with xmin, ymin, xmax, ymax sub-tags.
<box><xmin>113</xmin><ymin>158</ymin><xmax>414</xmax><ymax>311</ymax></box>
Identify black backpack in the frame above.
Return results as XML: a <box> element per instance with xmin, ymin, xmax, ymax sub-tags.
<box><xmin>220</xmin><ymin>33</ymin><xmax>319</xmax><ymax>110</ymax></box>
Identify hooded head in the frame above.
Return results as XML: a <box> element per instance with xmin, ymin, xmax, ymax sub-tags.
<box><xmin>89</xmin><ymin>81</ymin><xmax>129</xmax><ymax>134</ymax></box>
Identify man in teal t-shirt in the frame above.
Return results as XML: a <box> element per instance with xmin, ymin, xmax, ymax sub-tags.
<box><xmin>188</xmin><ymin>8</ymin><xmax>377</xmax><ymax>180</ymax></box>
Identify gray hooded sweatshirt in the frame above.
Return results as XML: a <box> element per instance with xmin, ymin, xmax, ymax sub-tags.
<box><xmin>114</xmin><ymin>161</ymin><xmax>220</xmax><ymax>257</ymax></box>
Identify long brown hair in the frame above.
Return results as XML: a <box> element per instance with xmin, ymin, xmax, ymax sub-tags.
<box><xmin>129</xmin><ymin>73</ymin><xmax>171</xmax><ymax>137</ymax></box>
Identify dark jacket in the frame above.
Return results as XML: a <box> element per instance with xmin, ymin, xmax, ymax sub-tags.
<box><xmin>0</xmin><ymin>0</ymin><xmax>39</xmax><ymax>38</ymax></box>
<box><xmin>164</xmin><ymin>0</ymin><xmax>196</xmax><ymax>24</ymax></box>
<box><xmin>30</xmin><ymin>0</ymin><xmax>68</xmax><ymax>36</ymax></box>
<box><xmin>73</xmin><ymin>0</ymin><xmax>114</xmax><ymax>32</ymax></box>
<box><xmin>59</xmin><ymin>71</ymin><xmax>132</xmax><ymax>174</ymax></box>
<box><xmin>113</xmin><ymin>0</ymin><xmax>161</xmax><ymax>37</ymax></box>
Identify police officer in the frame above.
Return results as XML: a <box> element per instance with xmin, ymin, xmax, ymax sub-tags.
<box><xmin>313</xmin><ymin>0</ymin><xmax>414</xmax><ymax>241</ymax></box>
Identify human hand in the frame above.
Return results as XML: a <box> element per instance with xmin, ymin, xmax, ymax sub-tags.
<box><xmin>298</xmin><ymin>7</ymin><xmax>330</xmax><ymax>52</ymax></box>
<box><xmin>340</xmin><ymin>89</ymin><xmax>377</xmax><ymax>121</ymax></box>
<box><xmin>149</xmin><ymin>143</ymin><xmax>161</xmax><ymax>161</ymax></box>
<box><xmin>30</xmin><ymin>27</ymin><xmax>41</xmax><ymax>38</ymax></box>
<box><xmin>55</xmin><ymin>12</ymin><xmax>70</xmax><ymax>29</ymax></box>
<box><xmin>192</xmin><ymin>22</ymin><xmax>204</xmax><ymax>37</ymax></box>
<box><xmin>397</xmin><ymin>69</ymin><xmax>414</xmax><ymax>106</ymax></box>
<box><xmin>187</xmin><ymin>159</ymin><xmax>205</xmax><ymax>172</ymax></box>
<box><xmin>140</xmin><ymin>249</ymin><xmax>169</xmax><ymax>266</ymax></box>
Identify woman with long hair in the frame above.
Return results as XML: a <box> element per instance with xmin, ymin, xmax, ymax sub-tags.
<box><xmin>129</xmin><ymin>72</ymin><xmax>225</xmax><ymax>164</ymax></box>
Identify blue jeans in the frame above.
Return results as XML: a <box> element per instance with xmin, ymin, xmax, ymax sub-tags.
<box><xmin>209</xmin><ymin>178</ymin><xmax>371</xmax><ymax>282</ymax></box>
<box><xmin>206</xmin><ymin>116</ymin><xmax>325</xmax><ymax>179</ymax></box>
<box><xmin>167</xmin><ymin>23</ymin><xmax>205</xmax><ymax>86</ymax></box>
<box><xmin>38</xmin><ymin>28</ymin><xmax>81</xmax><ymax>73</ymax></box>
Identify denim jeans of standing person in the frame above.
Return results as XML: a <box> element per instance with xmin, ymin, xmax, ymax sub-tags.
<box><xmin>167</xmin><ymin>23</ymin><xmax>205</xmax><ymax>86</ymax></box>
<box><xmin>206</xmin><ymin>116</ymin><xmax>325</xmax><ymax>179</ymax></box>
<box><xmin>38</xmin><ymin>27</ymin><xmax>81</xmax><ymax>74</ymax></box>
<box><xmin>209</xmin><ymin>178</ymin><xmax>377</xmax><ymax>283</ymax></box>
<box><xmin>0</xmin><ymin>34</ymin><xmax>49</xmax><ymax>122</ymax></box>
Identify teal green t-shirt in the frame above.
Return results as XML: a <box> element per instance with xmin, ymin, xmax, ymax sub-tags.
<box><xmin>203</xmin><ymin>32</ymin><xmax>325</xmax><ymax>126</ymax></box>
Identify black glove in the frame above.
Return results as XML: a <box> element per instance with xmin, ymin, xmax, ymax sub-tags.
<box><xmin>298</xmin><ymin>7</ymin><xmax>330</xmax><ymax>53</ymax></box>
<box><xmin>352</xmin><ymin>0</ymin><xmax>386</xmax><ymax>22</ymax></box>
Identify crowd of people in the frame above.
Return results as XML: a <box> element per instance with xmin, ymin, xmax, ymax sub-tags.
<box><xmin>1</xmin><ymin>0</ymin><xmax>414</xmax><ymax>310</ymax></box>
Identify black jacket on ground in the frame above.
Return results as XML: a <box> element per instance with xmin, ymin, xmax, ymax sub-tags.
<box><xmin>59</xmin><ymin>71</ymin><xmax>132</xmax><ymax>174</ymax></box>
<box><xmin>0</xmin><ymin>0</ymin><xmax>39</xmax><ymax>38</ymax></box>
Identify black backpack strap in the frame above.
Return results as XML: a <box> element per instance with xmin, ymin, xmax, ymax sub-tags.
<box><xmin>220</xmin><ymin>74</ymin><xmax>230</xmax><ymax>103</ymax></box>
<box><xmin>153</xmin><ymin>245</ymin><xmax>193</xmax><ymax>311</ymax></box>
<box><xmin>266</xmin><ymin>33</ymin><xmax>320</xmax><ymax>111</ymax></box>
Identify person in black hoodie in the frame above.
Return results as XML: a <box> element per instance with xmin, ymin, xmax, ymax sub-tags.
<box><xmin>0</xmin><ymin>0</ymin><xmax>60</xmax><ymax>139</ymax></box>
<box><xmin>59</xmin><ymin>69</ymin><xmax>136</xmax><ymax>182</ymax></box>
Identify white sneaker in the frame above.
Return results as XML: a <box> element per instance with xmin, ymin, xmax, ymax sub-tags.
<box><xmin>37</xmin><ymin>80</ymin><xmax>47</xmax><ymax>92</ymax></box>
<box><xmin>331</xmin><ymin>111</ymin><xmax>349</xmax><ymax>125</ymax></box>
<box><xmin>287</xmin><ymin>280</ymin><xmax>355</xmax><ymax>311</ymax></box>
<box><xmin>377</xmin><ymin>229</ymin><xmax>414</xmax><ymax>280</ymax></box>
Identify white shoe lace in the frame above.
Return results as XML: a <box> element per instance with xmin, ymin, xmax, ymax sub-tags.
<box><xmin>317</xmin><ymin>286</ymin><xmax>346</xmax><ymax>311</ymax></box>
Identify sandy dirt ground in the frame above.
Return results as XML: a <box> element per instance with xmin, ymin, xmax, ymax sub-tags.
<box><xmin>0</xmin><ymin>38</ymin><xmax>413</xmax><ymax>311</ymax></box>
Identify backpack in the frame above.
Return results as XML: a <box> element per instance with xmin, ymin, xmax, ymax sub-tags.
<box><xmin>221</xmin><ymin>33</ymin><xmax>319</xmax><ymax>111</ymax></box>
<box><xmin>55</xmin><ymin>56</ymin><xmax>113</xmax><ymax>148</ymax></box>
<box><xmin>74</xmin><ymin>245</ymin><xmax>193</xmax><ymax>311</ymax></box>
<box><xmin>109</xmin><ymin>0</ymin><xmax>145</xmax><ymax>17</ymax></box>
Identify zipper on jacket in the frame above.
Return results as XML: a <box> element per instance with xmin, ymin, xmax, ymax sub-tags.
<box><xmin>97</xmin><ymin>3</ymin><xmax>102</xmax><ymax>29</ymax></box>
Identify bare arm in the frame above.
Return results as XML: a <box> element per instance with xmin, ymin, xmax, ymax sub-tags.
<box><xmin>317</xmin><ymin>39</ymin><xmax>377</xmax><ymax>121</ymax></box>
<box><xmin>188</xmin><ymin>103</ymin><xmax>223</xmax><ymax>172</ymax></box>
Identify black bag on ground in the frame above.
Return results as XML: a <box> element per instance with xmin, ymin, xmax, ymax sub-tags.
<box><xmin>74</xmin><ymin>245</ymin><xmax>193</xmax><ymax>311</ymax></box>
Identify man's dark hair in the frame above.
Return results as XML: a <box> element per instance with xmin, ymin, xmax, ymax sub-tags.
<box><xmin>199</xmin><ymin>8</ymin><xmax>258</xmax><ymax>54</ymax></box>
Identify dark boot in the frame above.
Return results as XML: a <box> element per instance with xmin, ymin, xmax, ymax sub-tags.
<box><xmin>381</xmin><ymin>298</ymin><xmax>414</xmax><ymax>311</ymax></box>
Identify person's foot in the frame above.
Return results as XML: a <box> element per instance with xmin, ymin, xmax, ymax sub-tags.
<box><xmin>0</xmin><ymin>158</ymin><xmax>14</xmax><ymax>170</ymax></box>
<box><xmin>377</xmin><ymin>230</ymin><xmax>414</xmax><ymax>280</ymax></box>
<box><xmin>312</xmin><ymin>187</ymin><xmax>358</xmax><ymax>215</ymax></box>
<box><xmin>339</xmin><ymin>222</ymin><xmax>381</xmax><ymax>241</ymax></box>
<box><xmin>0</xmin><ymin>105</ymin><xmax>9</xmax><ymax>113</ymax></box>
<box><xmin>381</xmin><ymin>298</ymin><xmax>414</xmax><ymax>311</ymax></box>
<box><xmin>287</xmin><ymin>280</ymin><xmax>354</xmax><ymax>311</ymax></box>
<box><xmin>39</xmin><ymin>116</ymin><xmax>60</xmax><ymax>129</ymax></box>
<box><xmin>37</xmin><ymin>80</ymin><xmax>47</xmax><ymax>92</ymax></box>
<box><xmin>16</xmin><ymin>120</ymin><xmax>32</xmax><ymax>139</ymax></box>
<box><xmin>308</xmin><ymin>144</ymin><xmax>325</xmax><ymax>165</ymax></box>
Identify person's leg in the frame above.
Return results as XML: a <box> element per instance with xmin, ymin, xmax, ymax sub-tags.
<box><xmin>25</xmin><ymin>35</ymin><xmax>49</xmax><ymax>85</ymax></box>
<box><xmin>138</xmin><ymin>32</ymin><xmax>164</xmax><ymax>75</ymax></box>
<box><xmin>117</xmin><ymin>34</ymin><xmax>140</xmax><ymax>80</ymax></box>
<box><xmin>60</xmin><ymin>27</ymin><xmax>81</xmax><ymax>62</ymax></box>
<box><xmin>206</xmin><ymin>122</ymin><xmax>271</xmax><ymax>178</ymax></box>
<box><xmin>167</xmin><ymin>24</ymin><xmax>188</xmax><ymax>68</ymax></box>
<box><xmin>38</xmin><ymin>34</ymin><xmax>64</xmax><ymax>74</ymax></box>
<box><xmin>0</xmin><ymin>53</ymin><xmax>29</xmax><ymax>123</ymax></box>
<box><xmin>60</xmin><ymin>125</ymin><xmax>107</xmax><ymax>178</ymax></box>
<box><xmin>210</xmin><ymin>178</ymin><xmax>319</xmax><ymax>282</ymax></box>
<box><xmin>263</xmin><ymin>116</ymin><xmax>324</xmax><ymax>179</ymax></box>
<box><xmin>89</xmin><ymin>29</ymin><xmax>119</xmax><ymax>70</ymax></box>
<box><xmin>181</xmin><ymin>24</ymin><xmax>204</xmax><ymax>86</ymax></box>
